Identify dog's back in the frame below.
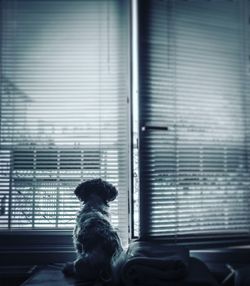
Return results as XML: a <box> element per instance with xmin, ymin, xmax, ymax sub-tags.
<box><xmin>74</xmin><ymin>200</ymin><xmax>122</xmax><ymax>261</ymax></box>
<box><xmin>72</xmin><ymin>179</ymin><xmax>123</xmax><ymax>281</ymax></box>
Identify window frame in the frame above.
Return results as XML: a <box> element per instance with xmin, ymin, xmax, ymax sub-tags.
<box><xmin>1</xmin><ymin>0</ymin><xmax>250</xmax><ymax>253</ymax></box>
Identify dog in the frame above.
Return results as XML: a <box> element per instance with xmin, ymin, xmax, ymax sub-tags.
<box><xmin>63</xmin><ymin>178</ymin><xmax>123</xmax><ymax>283</ymax></box>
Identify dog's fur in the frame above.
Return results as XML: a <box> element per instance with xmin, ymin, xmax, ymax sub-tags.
<box><xmin>63</xmin><ymin>178</ymin><xmax>123</xmax><ymax>282</ymax></box>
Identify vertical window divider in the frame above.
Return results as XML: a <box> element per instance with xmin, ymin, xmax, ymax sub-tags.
<box><xmin>8</xmin><ymin>149</ymin><xmax>14</xmax><ymax>230</ymax></box>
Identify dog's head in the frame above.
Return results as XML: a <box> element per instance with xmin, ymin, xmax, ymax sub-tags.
<box><xmin>74</xmin><ymin>178</ymin><xmax>118</xmax><ymax>203</ymax></box>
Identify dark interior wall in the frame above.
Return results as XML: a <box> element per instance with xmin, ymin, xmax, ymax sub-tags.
<box><xmin>0</xmin><ymin>232</ymin><xmax>75</xmax><ymax>266</ymax></box>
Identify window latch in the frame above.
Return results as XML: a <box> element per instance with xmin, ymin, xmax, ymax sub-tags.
<box><xmin>141</xmin><ymin>125</ymin><xmax>169</xmax><ymax>132</ymax></box>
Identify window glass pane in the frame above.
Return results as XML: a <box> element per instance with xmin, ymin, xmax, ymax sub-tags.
<box><xmin>0</xmin><ymin>0</ymin><xmax>129</xmax><ymax>243</ymax></box>
<box><xmin>139</xmin><ymin>0</ymin><xmax>250</xmax><ymax>238</ymax></box>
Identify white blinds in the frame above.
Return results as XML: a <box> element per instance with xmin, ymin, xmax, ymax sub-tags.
<box><xmin>139</xmin><ymin>0</ymin><xmax>250</xmax><ymax>239</ymax></box>
<box><xmin>0</xmin><ymin>0</ymin><xmax>129</xmax><ymax>243</ymax></box>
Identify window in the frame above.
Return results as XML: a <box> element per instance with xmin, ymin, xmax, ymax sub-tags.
<box><xmin>138</xmin><ymin>0</ymin><xmax>250</xmax><ymax>241</ymax></box>
<box><xmin>0</xmin><ymin>0</ymin><xmax>130</xmax><ymax>244</ymax></box>
<box><xmin>1</xmin><ymin>0</ymin><xmax>250</xmax><ymax>247</ymax></box>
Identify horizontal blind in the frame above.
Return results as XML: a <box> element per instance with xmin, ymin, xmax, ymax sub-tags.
<box><xmin>0</xmin><ymin>0</ymin><xmax>129</xmax><ymax>244</ymax></box>
<box><xmin>139</xmin><ymin>0</ymin><xmax>250</xmax><ymax>239</ymax></box>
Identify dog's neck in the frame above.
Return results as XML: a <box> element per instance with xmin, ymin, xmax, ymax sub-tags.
<box><xmin>82</xmin><ymin>194</ymin><xmax>109</xmax><ymax>215</ymax></box>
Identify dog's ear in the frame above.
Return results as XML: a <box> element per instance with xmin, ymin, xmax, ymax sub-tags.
<box><xmin>74</xmin><ymin>180</ymin><xmax>90</xmax><ymax>202</ymax></box>
<box><xmin>74</xmin><ymin>178</ymin><xmax>118</xmax><ymax>203</ymax></box>
<box><xmin>103</xmin><ymin>180</ymin><xmax>118</xmax><ymax>202</ymax></box>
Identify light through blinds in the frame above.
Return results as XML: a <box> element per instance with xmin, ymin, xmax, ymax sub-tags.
<box><xmin>139</xmin><ymin>0</ymin><xmax>250</xmax><ymax>240</ymax></box>
<box><xmin>0</xmin><ymin>0</ymin><xmax>129</xmax><ymax>243</ymax></box>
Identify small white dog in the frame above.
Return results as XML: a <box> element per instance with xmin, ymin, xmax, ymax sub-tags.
<box><xmin>63</xmin><ymin>178</ymin><xmax>123</xmax><ymax>283</ymax></box>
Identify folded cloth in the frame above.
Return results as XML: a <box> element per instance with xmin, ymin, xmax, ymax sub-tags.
<box><xmin>112</xmin><ymin>241</ymin><xmax>189</xmax><ymax>286</ymax></box>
